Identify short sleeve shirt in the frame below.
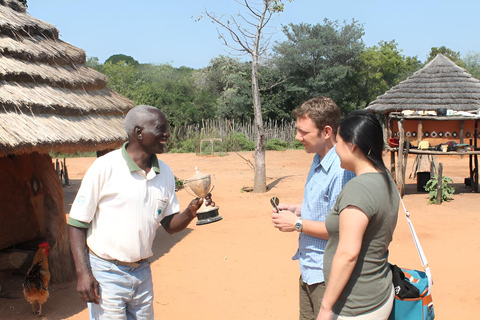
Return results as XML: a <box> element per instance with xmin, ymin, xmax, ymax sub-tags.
<box><xmin>324</xmin><ymin>173</ymin><xmax>399</xmax><ymax>316</ymax></box>
<box><xmin>68</xmin><ymin>144</ymin><xmax>180</xmax><ymax>262</ymax></box>
<box><xmin>293</xmin><ymin>146</ymin><xmax>355</xmax><ymax>285</ymax></box>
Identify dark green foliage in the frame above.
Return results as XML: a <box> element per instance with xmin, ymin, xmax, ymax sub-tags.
<box><xmin>424</xmin><ymin>174</ymin><xmax>455</xmax><ymax>204</ymax></box>
<box><xmin>271</xmin><ymin>19</ymin><xmax>365</xmax><ymax>115</ymax></box>
<box><xmin>174</xmin><ymin>176</ymin><xmax>184</xmax><ymax>191</ymax></box>
<box><xmin>463</xmin><ymin>51</ymin><xmax>480</xmax><ymax>80</ymax></box>
<box><xmin>49</xmin><ymin>151</ymin><xmax>97</xmax><ymax>158</ymax></box>
<box><xmin>224</xmin><ymin>133</ymin><xmax>255</xmax><ymax>151</ymax></box>
<box><xmin>426</xmin><ymin>46</ymin><xmax>464</xmax><ymax>67</ymax></box>
<box><xmin>168</xmin><ymin>139</ymin><xmax>197</xmax><ymax>153</ymax></box>
<box><xmin>353</xmin><ymin>40</ymin><xmax>423</xmax><ymax>107</ymax></box>
<box><xmin>266</xmin><ymin>139</ymin><xmax>287</xmax><ymax>151</ymax></box>
<box><xmin>105</xmin><ymin>54</ymin><xmax>139</xmax><ymax>67</ymax></box>
<box><xmin>289</xmin><ymin>140</ymin><xmax>304</xmax><ymax>150</ymax></box>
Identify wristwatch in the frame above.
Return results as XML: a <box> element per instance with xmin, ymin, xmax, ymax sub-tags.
<box><xmin>295</xmin><ymin>218</ymin><xmax>303</xmax><ymax>232</ymax></box>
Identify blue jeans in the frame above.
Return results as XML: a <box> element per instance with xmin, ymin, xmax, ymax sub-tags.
<box><xmin>88</xmin><ymin>253</ymin><xmax>154</xmax><ymax>320</ymax></box>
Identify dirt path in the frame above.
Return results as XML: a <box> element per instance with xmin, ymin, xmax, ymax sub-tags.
<box><xmin>1</xmin><ymin>150</ymin><xmax>479</xmax><ymax>319</ymax></box>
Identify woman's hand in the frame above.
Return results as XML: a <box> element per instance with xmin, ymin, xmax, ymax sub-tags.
<box><xmin>317</xmin><ymin>307</ymin><xmax>333</xmax><ymax>320</ymax></box>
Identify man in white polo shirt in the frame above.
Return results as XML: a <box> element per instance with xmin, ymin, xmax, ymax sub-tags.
<box><xmin>68</xmin><ymin>105</ymin><xmax>213</xmax><ymax>320</ymax></box>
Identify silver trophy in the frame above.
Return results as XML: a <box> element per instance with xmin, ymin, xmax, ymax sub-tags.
<box><xmin>184</xmin><ymin>167</ymin><xmax>222</xmax><ymax>225</ymax></box>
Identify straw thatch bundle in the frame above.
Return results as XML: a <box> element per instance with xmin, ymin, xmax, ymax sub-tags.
<box><xmin>0</xmin><ymin>0</ymin><xmax>135</xmax><ymax>157</ymax></box>
<box><xmin>366</xmin><ymin>54</ymin><xmax>480</xmax><ymax>113</ymax></box>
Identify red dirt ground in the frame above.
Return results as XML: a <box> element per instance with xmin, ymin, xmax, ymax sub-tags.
<box><xmin>1</xmin><ymin>150</ymin><xmax>479</xmax><ymax>319</ymax></box>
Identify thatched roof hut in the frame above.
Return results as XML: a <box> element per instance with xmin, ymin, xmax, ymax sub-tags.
<box><xmin>0</xmin><ymin>0</ymin><xmax>135</xmax><ymax>284</ymax></box>
<box><xmin>0</xmin><ymin>0</ymin><xmax>135</xmax><ymax>156</ymax></box>
<box><xmin>365</xmin><ymin>54</ymin><xmax>480</xmax><ymax>196</ymax></box>
<box><xmin>366</xmin><ymin>53</ymin><xmax>480</xmax><ymax>113</ymax></box>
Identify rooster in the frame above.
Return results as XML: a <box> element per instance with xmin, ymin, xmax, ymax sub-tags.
<box><xmin>23</xmin><ymin>242</ymin><xmax>50</xmax><ymax>316</ymax></box>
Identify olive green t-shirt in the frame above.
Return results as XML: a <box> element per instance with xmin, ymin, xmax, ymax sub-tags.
<box><xmin>324</xmin><ymin>172</ymin><xmax>399</xmax><ymax>316</ymax></box>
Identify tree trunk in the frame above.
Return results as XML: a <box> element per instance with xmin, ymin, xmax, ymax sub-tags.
<box><xmin>251</xmin><ymin>51</ymin><xmax>266</xmax><ymax>193</ymax></box>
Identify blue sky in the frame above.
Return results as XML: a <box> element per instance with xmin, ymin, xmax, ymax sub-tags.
<box><xmin>28</xmin><ymin>0</ymin><xmax>480</xmax><ymax>69</ymax></box>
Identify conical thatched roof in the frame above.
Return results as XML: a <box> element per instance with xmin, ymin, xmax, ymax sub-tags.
<box><xmin>0</xmin><ymin>0</ymin><xmax>135</xmax><ymax>157</ymax></box>
<box><xmin>366</xmin><ymin>54</ymin><xmax>480</xmax><ymax>113</ymax></box>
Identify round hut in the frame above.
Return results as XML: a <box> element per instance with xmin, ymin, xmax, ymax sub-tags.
<box><xmin>366</xmin><ymin>54</ymin><xmax>480</xmax><ymax>194</ymax></box>
<box><xmin>0</xmin><ymin>0</ymin><xmax>135</xmax><ymax>283</ymax></box>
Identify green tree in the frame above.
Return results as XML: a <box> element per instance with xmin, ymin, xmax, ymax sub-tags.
<box><xmin>105</xmin><ymin>54</ymin><xmax>140</xmax><ymax>67</ymax></box>
<box><xmin>463</xmin><ymin>51</ymin><xmax>480</xmax><ymax>80</ymax></box>
<box><xmin>426</xmin><ymin>46</ymin><xmax>464</xmax><ymax>67</ymax></box>
<box><xmin>86</xmin><ymin>56</ymin><xmax>104</xmax><ymax>73</ymax></box>
<box><xmin>354</xmin><ymin>40</ymin><xmax>422</xmax><ymax>107</ymax></box>
<box><xmin>203</xmin><ymin>0</ymin><xmax>292</xmax><ymax>193</ymax></box>
<box><xmin>198</xmin><ymin>56</ymin><xmax>253</xmax><ymax>121</ymax></box>
<box><xmin>272</xmin><ymin>19</ymin><xmax>365</xmax><ymax>114</ymax></box>
<box><xmin>102</xmin><ymin>61</ymin><xmax>138</xmax><ymax>98</ymax></box>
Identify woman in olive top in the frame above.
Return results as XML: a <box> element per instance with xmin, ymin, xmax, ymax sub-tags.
<box><xmin>318</xmin><ymin>111</ymin><xmax>399</xmax><ymax>320</ymax></box>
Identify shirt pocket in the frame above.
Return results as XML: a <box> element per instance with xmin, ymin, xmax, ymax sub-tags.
<box><xmin>154</xmin><ymin>197</ymin><xmax>169</xmax><ymax>223</ymax></box>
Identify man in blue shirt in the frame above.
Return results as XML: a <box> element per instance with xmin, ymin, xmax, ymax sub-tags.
<box><xmin>272</xmin><ymin>97</ymin><xmax>354</xmax><ymax>320</ymax></box>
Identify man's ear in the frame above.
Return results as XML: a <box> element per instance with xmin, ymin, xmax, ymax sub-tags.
<box><xmin>135</xmin><ymin>126</ymin><xmax>142</xmax><ymax>137</ymax></box>
<box><xmin>323</xmin><ymin>125</ymin><xmax>333</xmax><ymax>139</ymax></box>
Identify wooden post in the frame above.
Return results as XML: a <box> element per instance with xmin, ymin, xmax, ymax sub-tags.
<box><xmin>437</xmin><ymin>163</ymin><xmax>443</xmax><ymax>205</ymax></box>
<box><xmin>460</xmin><ymin>120</ymin><xmax>464</xmax><ymax>144</ymax></box>
<box><xmin>63</xmin><ymin>158</ymin><xmax>70</xmax><ymax>186</ymax></box>
<box><xmin>403</xmin><ymin>137</ymin><xmax>410</xmax><ymax>192</ymax></box>
<box><xmin>475</xmin><ymin>120</ymin><xmax>479</xmax><ymax>193</ymax></box>
<box><xmin>389</xmin><ymin>116</ymin><xmax>396</xmax><ymax>179</ymax></box>
<box><xmin>417</xmin><ymin>120</ymin><xmax>423</xmax><ymax>145</ymax></box>
<box><xmin>55</xmin><ymin>159</ymin><xmax>60</xmax><ymax>179</ymax></box>
<box><xmin>397</xmin><ymin>119</ymin><xmax>405</xmax><ymax>196</ymax></box>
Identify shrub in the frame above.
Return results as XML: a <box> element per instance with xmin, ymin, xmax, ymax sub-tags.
<box><xmin>168</xmin><ymin>138</ymin><xmax>197</xmax><ymax>153</ymax></box>
<box><xmin>424</xmin><ymin>174</ymin><xmax>455</xmax><ymax>204</ymax></box>
<box><xmin>174</xmin><ymin>176</ymin><xmax>184</xmax><ymax>191</ymax></box>
<box><xmin>266</xmin><ymin>138</ymin><xmax>287</xmax><ymax>151</ymax></box>
<box><xmin>224</xmin><ymin>132</ymin><xmax>255</xmax><ymax>151</ymax></box>
<box><xmin>289</xmin><ymin>140</ymin><xmax>304</xmax><ymax>150</ymax></box>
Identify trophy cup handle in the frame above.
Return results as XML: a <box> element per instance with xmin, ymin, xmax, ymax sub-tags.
<box><xmin>208</xmin><ymin>174</ymin><xmax>216</xmax><ymax>194</ymax></box>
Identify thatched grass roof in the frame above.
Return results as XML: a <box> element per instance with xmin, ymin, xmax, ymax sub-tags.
<box><xmin>0</xmin><ymin>0</ymin><xmax>135</xmax><ymax>156</ymax></box>
<box><xmin>366</xmin><ymin>54</ymin><xmax>480</xmax><ymax>113</ymax></box>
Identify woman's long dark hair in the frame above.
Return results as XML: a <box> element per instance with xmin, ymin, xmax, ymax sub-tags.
<box><xmin>338</xmin><ymin>110</ymin><xmax>392</xmax><ymax>196</ymax></box>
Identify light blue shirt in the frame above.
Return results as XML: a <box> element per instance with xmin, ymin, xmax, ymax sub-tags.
<box><xmin>293</xmin><ymin>146</ymin><xmax>355</xmax><ymax>285</ymax></box>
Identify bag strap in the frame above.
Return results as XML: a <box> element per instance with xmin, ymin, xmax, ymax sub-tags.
<box><xmin>398</xmin><ymin>195</ymin><xmax>433</xmax><ymax>295</ymax></box>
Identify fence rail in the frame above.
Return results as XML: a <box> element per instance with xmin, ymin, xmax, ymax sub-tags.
<box><xmin>171</xmin><ymin>118</ymin><xmax>297</xmax><ymax>143</ymax></box>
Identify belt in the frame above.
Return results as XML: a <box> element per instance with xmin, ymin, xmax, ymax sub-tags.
<box><xmin>90</xmin><ymin>251</ymin><xmax>146</xmax><ymax>269</ymax></box>
<box><xmin>112</xmin><ymin>259</ymin><xmax>146</xmax><ymax>269</ymax></box>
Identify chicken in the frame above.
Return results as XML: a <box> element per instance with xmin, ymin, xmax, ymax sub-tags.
<box><xmin>23</xmin><ymin>242</ymin><xmax>50</xmax><ymax>316</ymax></box>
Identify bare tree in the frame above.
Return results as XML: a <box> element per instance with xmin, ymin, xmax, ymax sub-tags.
<box><xmin>203</xmin><ymin>0</ymin><xmax>290</xmax><ymax>193</ymax></box>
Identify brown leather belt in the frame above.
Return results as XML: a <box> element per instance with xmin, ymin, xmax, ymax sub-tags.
<box><xmin>90</xmin><ymin>251</ymin><xmax>146</xmax><ymax>269</ymax></box>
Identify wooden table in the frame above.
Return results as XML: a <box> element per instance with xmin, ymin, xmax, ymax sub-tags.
<box><xmin>388</xmin><ymin>113</ymin><xmax>480</xmax><ymax>195</ymax></box>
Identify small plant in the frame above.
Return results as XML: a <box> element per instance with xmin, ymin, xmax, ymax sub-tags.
<box><xmin>424</xmin><ymin>174</ymin><xmax>455</xmax><ymax>204</ymax></box>
<box><xmin>174</xmin><ymin>176</ymin><xmax>184</xmax><ymax>191</ymax></box>
<box><xmin>224</xmin><ymin>132</ymin><xmax>255</xmax><ymax>151</ymax></box>
<box><xmin>266</xmin><ymin>138</ymin><xmax>287</xmax><ymax>151</ymax></box>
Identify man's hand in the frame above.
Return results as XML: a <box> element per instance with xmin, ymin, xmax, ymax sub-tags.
<box><xmin>186</xmin><ymin>193</ymin><xmax>215</xmax><ymax>217</ymax></box>
<box><xmin>271</xmin><ymin>209</ymin><xmax>299</xmax><ymax>232</ymax></box>
<box><xmin>76</xmin><ymin>271</ymin><xmax>100</xmax><ymax>304</ymax></box>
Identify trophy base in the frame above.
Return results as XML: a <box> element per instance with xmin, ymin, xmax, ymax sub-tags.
<box><xmin>196</xmin><ymin>207</ymin><xmax>222</xmax><ymax>225</ymax></box>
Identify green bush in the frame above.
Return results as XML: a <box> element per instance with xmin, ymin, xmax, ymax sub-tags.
<box><xmin>174</xmin><ymin>176</ymin><xmax>184</xmax><ymax>191</ymax></box>
<box><xmin>266</xmin><ymin>138</ymin><xmax>287</xmax><ymax>151</ymax></box>
<box><xmin>288</xmin><ymin>140</ymin><xmax>304</xmax><ymax>150</ymax></box>
<box><xmin>224</xmin><ymin>132</ymin><xmax>255</xmax><ymax>151</ymax></box>
<box><xmin>168</xmin><ymin>138</ymin><xmax>197</xmax><ymax>153</ymax></box>
<box><xmin>424</xmin><ymin>174</ymin><xmax>455</xmax><ymax>204</ymax></box>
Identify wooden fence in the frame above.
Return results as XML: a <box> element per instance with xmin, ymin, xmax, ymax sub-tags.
<box><xmin>171</xmin><ymin>118</ymin><xmax>297</xmax><ymax>144</ymax></box>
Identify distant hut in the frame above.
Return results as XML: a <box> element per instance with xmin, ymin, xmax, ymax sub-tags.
<box><xmin>366</xmin><ymin>54</ymin><xmax>480</xmax><ymax>145</ymax></box>
<box><xmin>366</xmin><ymin>54</ymin><xmax>480</xmax><ymax>194</ymax></box>
<box><xmin>0</xmin><ymin>0</ymin><xmax>135</xmax><ymax>283</ymax></box>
